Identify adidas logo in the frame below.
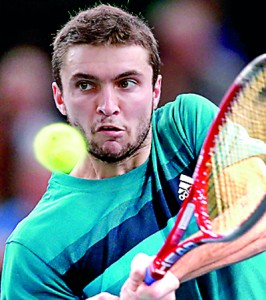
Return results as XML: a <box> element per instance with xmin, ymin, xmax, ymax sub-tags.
<box><xmin>178</xmin><ymin>174</ymin><xmax>193</xmax><ymax>201</ymax></box>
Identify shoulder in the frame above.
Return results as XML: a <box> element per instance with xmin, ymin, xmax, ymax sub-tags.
<box><xmin>155</xmin><ymin>93</ymin><xmax>218</xmax><ymax>120</ymax></box>
<box><xmin>5</xmin><ymin>175</ymin><xmax>79</xmax><ymax>260</ymax></box>
<box><xmin>154</xmin><ymin>93</ymin><xmax>218</xmax><ymax>137</ymax></box>
<box><xmin>153</xmin><ymin>94</ymin><xmax>219</xmax><ymax>156</ymax></box>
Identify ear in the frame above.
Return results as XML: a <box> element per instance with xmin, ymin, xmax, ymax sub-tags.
<box><xmin>52</xmin><ymin>82</ymin><xmax>67</xmax><ymax>116</ymax></box>
<box><xmin>152</xmin><ymin>75</ymin><xmax>162</xmax><ymax>110</ymax></box>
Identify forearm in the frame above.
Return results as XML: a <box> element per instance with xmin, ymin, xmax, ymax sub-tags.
<box><xmin>171</xmin><ymin>212</ymin><xmax>266</xmax><ymax>282</ymax></box>
<box><xmin>171</xmin><ymin>157</ymin><xmax>266</xmax><ymax>282</ymax></box>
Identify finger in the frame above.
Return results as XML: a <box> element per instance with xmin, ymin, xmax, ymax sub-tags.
<box><xmin>138</xmin><ymin>271</ymin><xmax>180</xmax><ymax>299</ymax></box>
<box><xmin>121</xmin><ymin>253</ymin><xmax>180</xmax><ymax>300</ymax></box>
<box><xmin>129</xmin><ymin>253</ymin><xmax>154</xmax><ymax>292</ymax></box>
<box><xmin>120</xmin><ymin>253</ymin><xmax>153</xmax><ymax>299</ymax></box>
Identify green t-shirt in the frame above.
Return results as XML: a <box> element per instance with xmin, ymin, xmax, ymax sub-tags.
<box><xmin>1</xmin><ymin>94</ymin><xmax>265</xmax><ymax>299</ymax></box>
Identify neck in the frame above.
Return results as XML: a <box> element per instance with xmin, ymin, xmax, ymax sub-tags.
<box><xmin>70</xmin><ymin>143</ymin><xmax>151</xmax><ymax>179</ymax></box>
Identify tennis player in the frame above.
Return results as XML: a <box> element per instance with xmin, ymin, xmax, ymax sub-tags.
<box><xmin>1</xmin><ymin>4</ymin><xmax>265</xmax><ymax>300</ymax></box>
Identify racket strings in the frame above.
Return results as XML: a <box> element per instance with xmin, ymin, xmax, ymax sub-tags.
<box><xmin>231</xmin><ymin>67</ymin><xmax>266</xmax><ymax>141</ymax></box>
<box><xmin>207</xmin><ymin>66</ymin><xmax>266</xmax><ymax>235</ymax></box>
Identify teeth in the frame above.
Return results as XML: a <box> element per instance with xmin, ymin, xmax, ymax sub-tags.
<box><xmin>102</xmin><ymin>126</ymin><xmax>118</xmax><ymax>131</ymax></box>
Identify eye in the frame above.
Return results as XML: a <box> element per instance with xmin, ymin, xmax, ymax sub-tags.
<box><xmin>118</xmin><ymin>79</ymin><xmax>137</xmax><ymax>89</ymax></box>
<box><xmin>78</xmin><ymin>81</ymin><xmax>95</xmax><ymax>91</ymax></box>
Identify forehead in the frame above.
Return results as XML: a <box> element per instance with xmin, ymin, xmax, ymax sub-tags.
<box><xmin>61</xmin><ymin>44</ymin><xmax>152</xmax><ymax>79</ymax></box>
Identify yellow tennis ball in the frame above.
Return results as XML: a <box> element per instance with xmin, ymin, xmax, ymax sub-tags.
<box><xmin>33</xmin><ymin>123</ymin><xmax>87</xmax><ymax>173</ymax></box>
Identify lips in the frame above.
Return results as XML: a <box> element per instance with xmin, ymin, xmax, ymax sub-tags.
<box><xmin>96</xmin><ymin>123</ymin><xmax>124</xmax><ymax>138</ymax></box>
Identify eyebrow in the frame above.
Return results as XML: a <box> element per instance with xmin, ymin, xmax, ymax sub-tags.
<box><xmin>71</xmin><ymin>73</ymin><xmax>99</xmax><ymax>82</ymax></box>
<box><xmin>114</xmin><ymin>70</ymin><xmax>143</xmax><ymax>81</ymax></box>
<box><xmin>70</xmin><ymin>70</ymin><xmax>143</xmax><ymax>83</ymax></box>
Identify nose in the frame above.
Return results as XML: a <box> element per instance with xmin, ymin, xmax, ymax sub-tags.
<box><xmin>96</xmin><ymin>87</ymin><xmax>120</xmax><ymax>116</ymax></box>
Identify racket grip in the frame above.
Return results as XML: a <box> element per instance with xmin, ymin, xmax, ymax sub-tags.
<box><xmin>144</xmin><ymin>263</ymin><xmax>165</xmax><ymax>285</ymax></box>
<box><xmin>144</xmin><ymin>267</ymin><xmax>157</xmax><ymax>285</ymax></box>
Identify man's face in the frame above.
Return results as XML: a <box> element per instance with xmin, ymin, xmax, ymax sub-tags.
<box><xmin>53</xmin><ymin>44</ymin><xmax>161</xmax><ymax>163</ymax></box>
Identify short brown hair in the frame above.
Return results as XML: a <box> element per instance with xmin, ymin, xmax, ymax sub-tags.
<box><xmin>52</xmin><ymin>4</ymin><xmax>161</xmax><ymax>90</ymax></box>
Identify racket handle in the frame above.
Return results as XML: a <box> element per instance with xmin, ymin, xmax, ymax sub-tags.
<box><xmin>144</xmin><ymin>263</ymin><xmax>166</xmax><ymax>285</ymax></box>
<box><xmin>144</xmin><ymin>267</ymin><xmax>157</xmax><ymax>285</ymax></box>
<box><xmin>144</xmin><ymin>202</ymin><xmax>196</xmax><ymax>285</ymax></box>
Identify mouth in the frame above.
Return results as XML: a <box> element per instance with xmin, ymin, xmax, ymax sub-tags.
<box><xmin>96</xmin><ymin>124</ymin><xmax>124</xmax><ymax>138</ymax></box>
<box><xmin>99</xmin><ymin>125</ymin><xmax>121</xmax><ymax>131</ymax></box>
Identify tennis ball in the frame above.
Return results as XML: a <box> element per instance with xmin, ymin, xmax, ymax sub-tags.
<box><xmin>33</xmin><ymin>122</ymin><xmax>87</xmax><ymax>173</ymax></box>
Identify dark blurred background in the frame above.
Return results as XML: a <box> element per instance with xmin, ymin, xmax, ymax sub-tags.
<box><xmin>0</xmin><ymin>0</ymin><xmax>265</xmax><ymax>283</ymax></box>
<box><xmin>0</xmin><ymin>0</ymin><xmax>265</xmax><ymax>60</ymax></box>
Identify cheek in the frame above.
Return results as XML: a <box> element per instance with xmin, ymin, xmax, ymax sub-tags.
<box><xmin>124</xmin><ymin>102</ymin><xmax>150</xmax><ymax>123</ymax></box>
<box><xmin>125</xmin><ymin>90</ymin><xmax>154</xmax><ymax>116</ymax></box>
<box><xmin>65</xmin><ymin>104</ymin><xmax>93</xmax><ymax>133</ymax></box>
<box><xmin>65</xmin><ymin>95</ymin><xmax>94</xmax><ymax>118</ymax></box>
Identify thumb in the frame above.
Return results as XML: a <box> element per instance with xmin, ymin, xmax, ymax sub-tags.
<box><xmin>129</xmin><ymin>253</ymin><xmax>154</xmax><ymax>291</ymax></box>
<box><xmin>120</xmin><ymin>253</ymin><xmax>153</xmax><ymax>299</ymax></box>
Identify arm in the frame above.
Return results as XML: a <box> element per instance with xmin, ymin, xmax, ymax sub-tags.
<box><xmin>2</xmin><ymin>242</ymin><xmax>120</xmax><ymax>300</ymax></box>
<box><xmin>171</xmin><ymin>211</ymin><xmax>266</xmax><ymax>282</ymax></box>
<box><xmin>173</xmin><ymin>156</ymin><xmax>266</xmax><ymax>282</ymax></box>
<box><xmin>120</xmin><ymin>156</ymin><xmax>266</xmax><ymax>297</ymax></box>
<box><xmin>119</xmin><ymin>211</ymin><xmax>265</xmax><ymax>300</ymax></box>
<box><xmin>1</xmin><ymin>242</ymin><xmax>77</xmax><ymax>299</ymax></box>
<box><xmin>119</xmin><ymin>213</ymin><xmax>265</xmax><ymax>300</ymax></box>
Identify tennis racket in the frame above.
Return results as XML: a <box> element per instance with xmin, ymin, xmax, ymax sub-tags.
<box><xmin>144</xmin><ymin>54</ymin><xmax>266</xmax><ymax>285</ymax></box>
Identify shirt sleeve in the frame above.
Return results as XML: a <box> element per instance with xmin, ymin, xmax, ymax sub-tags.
<box><xmin>1</xmin><ymin>242</ymin><xmax>79</xmax><ymax>300</ymax></box>
<box><xmin>173</xmin><ymin>93</ymin><xmax>219</xmax><ymax>157</ymax></box>
<box><xmin>154</xmin><ymin>93</ymin><xmax>219</xmax><ymax>161</ymax></box>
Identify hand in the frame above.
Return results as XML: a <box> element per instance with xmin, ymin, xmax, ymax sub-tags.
<box><xmin>86</xmin><ymin>292</ymin><xmax>119</xmax><ymax>299</ymax></box>
<box><xmin>120</xmin><ymin>253</ymin><xmax>180</xmax><ymax>300</ymax></box>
